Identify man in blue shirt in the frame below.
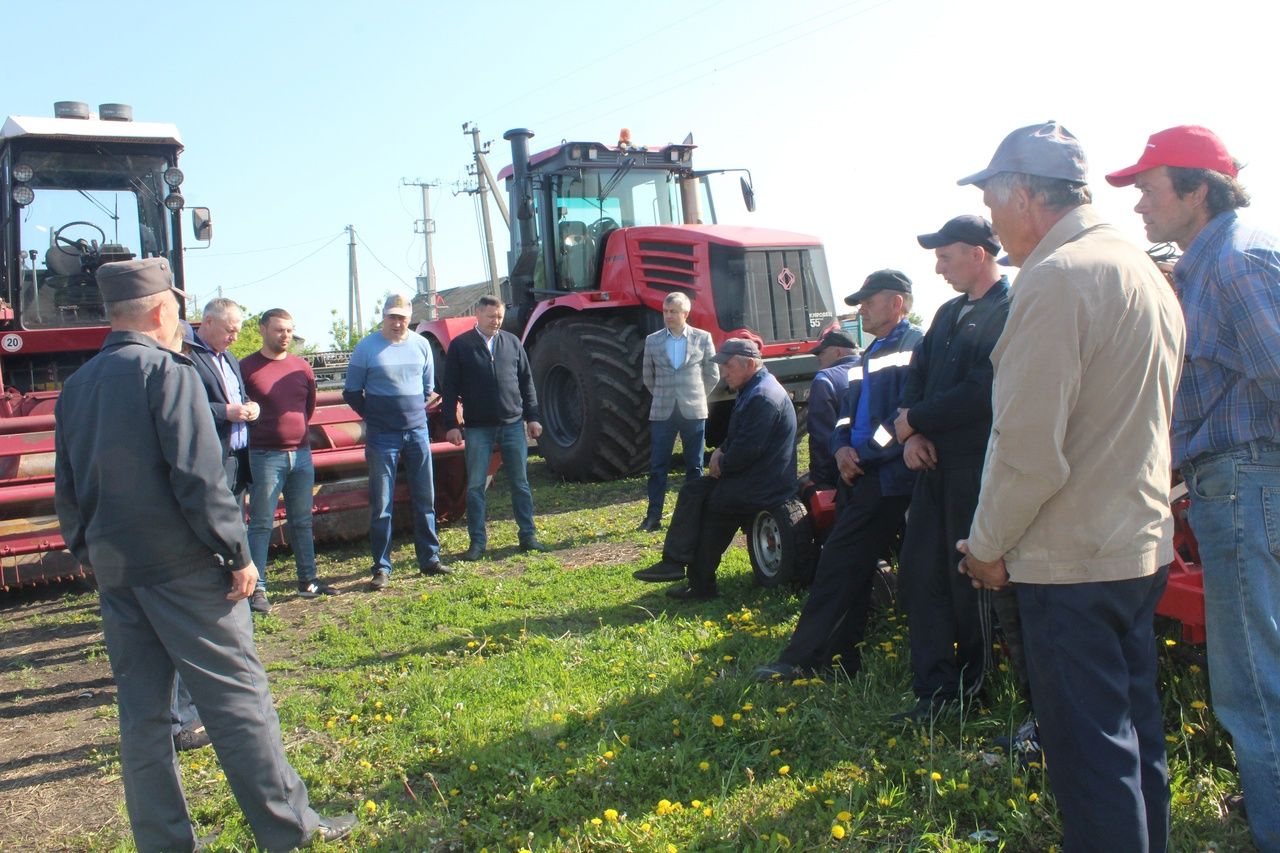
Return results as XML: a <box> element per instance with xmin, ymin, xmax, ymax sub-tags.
<box><xmin>344</xmin><ymin>294</ymin><xmax>449</xmax><ymax>589</ymax></box>
<box><xmin>1109</xmin><ymin>126</ymin><xmax>1280</xmax><ymax>851</ymax></box>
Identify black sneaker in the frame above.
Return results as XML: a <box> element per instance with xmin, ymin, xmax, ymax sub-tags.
<box><xmin>665</xmin><ymin>583</ymin><xmax>717</xmax><ymax>601</ymax></box>
<box><xmin>754</xmin><ymin>661</ymin><xmax>806</xmax><ymax>682</ymax></box>
<box><xmin>249</xmin><ymin>589</ymin><xmax>272</xmax><ymax>614</ymax></box>
<box><xmin>298</xmin><ymin>580</ymin><xmax>338</xmax><ymax>598</ymax></box>
<box><xmin>633</xmin><ymin>560</ymin><xmax>686</xmax><ymax>582</ymax></box>
<box><xmin>890</xmin><ymin>697</ymin><xmax>956</xmax><ymax>724</ymax></box>
<box><xmin>459</xmin><ymin>544</ymin><xmax>485</xmax><ymax>562</ymax></box>
<box><xmin>368</xmin><ymin>571</ymin><xmax>390</xmax><ymax>591</ymax></box>
<box><xmin>174</xmin><ymin>727</ymin><xmax>211</xmax><ymax>751</ymax></box>
<box><xmin>421</xmin><ymin>561</ymin><xmax>453</xmax><ymax>576</ymax></box>
<box><xmin>519</xmin><ymin>537</ymin><xmax>550</xmax><ymax>553</ymax></box>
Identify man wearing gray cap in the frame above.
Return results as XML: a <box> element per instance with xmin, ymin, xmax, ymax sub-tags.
<box><xmin>889</xmin><ymin>215</ymin><xmax>1011</xmax><ymax>723</ymax></box>
<box><xmin>54</xmin><ymin>257</ymin><xmax>354</xmax><ymax>851</ymax></box>
<box><xmin>632</xmin><ymin>337</ymin><xmax>797</xmax><ymax>599</ymax></box>
<box><xmin>954</xmin><ymin>122</ymin><xmax>1185</xmax><ymax>852</ymax></box>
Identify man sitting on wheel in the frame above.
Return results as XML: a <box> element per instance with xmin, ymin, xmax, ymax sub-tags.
<box><xmin>632</xmin><ymin>338</ymin><xmax>797</xmax><ymax>600</ymax></box>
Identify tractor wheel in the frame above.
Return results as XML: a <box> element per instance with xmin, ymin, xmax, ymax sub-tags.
<box><xmin>531</xmin><ymin>317</ymin><xmax>650</xmax><ymax>481</ymax></box>
<box><xmin>746</xmin><ymin>498</ymin><xmax>815</xmax><ymax>588</ymax></box>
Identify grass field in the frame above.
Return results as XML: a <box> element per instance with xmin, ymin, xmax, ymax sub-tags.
<box><xmin>61</xmin><ymin>449</ymin><xmax>1252</xmax><ymax>852</ymax></box>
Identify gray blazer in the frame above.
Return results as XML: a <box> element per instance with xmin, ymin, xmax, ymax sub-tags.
<box><xmin>642</xmin><ymin>325</ymin><xmax>719</xmax><ymax>420</ymax></box>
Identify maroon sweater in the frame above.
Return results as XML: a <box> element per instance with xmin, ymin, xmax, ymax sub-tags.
<box><xmin>241</xmin><ymin>353</ymin><xmax>316</xmax><ymax>451</ymax></box>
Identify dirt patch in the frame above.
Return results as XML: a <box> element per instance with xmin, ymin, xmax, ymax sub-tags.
<box><xmin>0</xmin><ymin>534</ymin><xmax>666</xmax><ymax>850</ymax></box>
<box><xmin>0</xmin><ymin>588</ymin><xmax>124</xmax><ymax>851</ymax></box>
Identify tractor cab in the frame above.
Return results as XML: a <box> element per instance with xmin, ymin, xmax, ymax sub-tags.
<box><xmin>499</xmin><ymin>129</ymin><xmax>751</xmax><ymax>307</ymax></box>
<box><xmin>1</xmin><ymin>102</ymin><xmax>210</xmax><ymax>393</ymax></box>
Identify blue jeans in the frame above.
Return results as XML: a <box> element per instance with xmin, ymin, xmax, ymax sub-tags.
<box><xmin>1183</xmin><ymin>439</ymin><xmax>1280</xmax><ymax>852</ymax></box>
<box><xmin>463</xmin><ymin>422</ymin><xmax>535</xmax><ymax>549</ymax></box>
<box><xmin>646</xmin><ymin>412</ymin><xmax>706</xmax><ymax>519</ymax></box>
<box><xmin>247</xmin><ymin>447</ymin><xmax>318</xmax><ymax>588</ymax></box>
<box><xmin>365</xmin><ymin>427</ymin><xmax>440</xmax><ymax>573</ymax></box>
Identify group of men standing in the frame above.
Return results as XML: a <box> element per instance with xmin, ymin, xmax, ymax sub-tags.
<box><xmin>633</xmin><ymin>121</ymin><xmax>1279</xmax><ymax>852</ymax></box>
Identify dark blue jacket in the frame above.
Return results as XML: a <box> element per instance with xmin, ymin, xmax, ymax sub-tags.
<box><xmin>830</xmin><ymin>320</ymin><xmax>924</xmax><ymax>496</ymax></box>
<box><xmin>712</xmin><ymin>368</ymin><xmax>797</xmax><ymax>514</ymax></box>
<box><xmin>900</xmin><ymin>279</ymin><xmax>1010</xmax><ymax>469</ymax></box>
<box><xmin>808</xmin><ymin>354</ymin><xmax>860</xmax><ymax>487</ymax></box>
<box><xmin>441</xmin><ymin>327</ymin><xmax>540</xmax><ymax>429</ymax></box>
<box><xmin>187</xmin><ymin>336</ymin><xmax>249</xmax><ymax>460</ymax></box>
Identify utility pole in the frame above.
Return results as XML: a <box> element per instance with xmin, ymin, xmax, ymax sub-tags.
<box><xmin>464</xmin><ymin>122</ymin><xmax>502</xmax><ymax>299</ymax></box>
<box><xmin>402</xmin><ymin>178</ymin><xmax>440</xmax><ymax>320</ymax></box>
<box><xmin>346</xmin><ymin>225</ymin><xmax>363</xmax><ymax>340</ymax></box>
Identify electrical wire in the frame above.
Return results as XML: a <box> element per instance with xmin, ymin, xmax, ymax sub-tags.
<box><xmin>353</xmin><ymin>232</ymin><xmax>413</xmax><ymax>290</ymax></box>
<box><xmin>197</xmin><ymin>232</ymin><xmax>344</xmax><ymax>257</ymax></box>
<box><xmin>219</xmin><ymin>231</ymin><xmax>346</xmax><ymax>291</ymax></box>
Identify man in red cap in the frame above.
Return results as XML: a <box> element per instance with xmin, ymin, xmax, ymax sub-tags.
<box><xmin>1109</xmin><ymin>126</ymin><xmax>1280</xmax><ymax>851</ymax></box>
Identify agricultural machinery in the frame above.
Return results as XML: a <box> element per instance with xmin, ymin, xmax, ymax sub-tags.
<box><xmin>417</xmin><ymin>128</ymin><xmax>837</xmax><ymax>481</ymax></box>
<box><xmin>0</xmin><ymin>102</ymin><xmax>465</xmax><ymax>590</ymax></box>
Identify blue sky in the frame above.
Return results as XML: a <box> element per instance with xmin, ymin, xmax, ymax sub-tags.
<box><xmin>14</xmin><ymin>0</ymin><xmax>1279</xmax><ymax>345</ymax></box>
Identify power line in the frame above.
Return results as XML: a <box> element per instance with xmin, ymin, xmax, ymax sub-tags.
<box><xmin>352</xmin><ymin>232</ymin><xmax>413</xmax><ymax>290</ymax></box>
<box><xmin>221</xmin><ymin>231</ymin><xmax>346</xmax><ymax>291</ymax></box>
<box><xmin>192</xmin><ymin>232</ymin><xmax>343</xmax><ymax>258</ymax></box>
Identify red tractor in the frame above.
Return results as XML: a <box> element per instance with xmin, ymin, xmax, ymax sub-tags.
<box><xmin>0</xmin><ymin>102</ymin><xmax>465</xmax><ymax>590</ymax></box>
<box><xmin>417</xmin><ymin>128</ymin><xmax>837</xmax><ymax>481</ymax></box>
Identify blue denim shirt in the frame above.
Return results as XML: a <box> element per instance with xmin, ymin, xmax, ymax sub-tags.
<box><xmin>1172</xmin><ymin>211</ymin><xmax>1280</xmax><ymax>467</ymax></box>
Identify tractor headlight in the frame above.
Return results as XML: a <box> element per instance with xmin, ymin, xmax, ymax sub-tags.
<box><xmin>163</xmin><ymin>167</ymin><xmax>185</xmax><ymax>188</ymax></box>
<box><xmin>164</xmin><ymin>191</ymin><xmax>185</xmax><ymax>211</ymax></box>
<box><xmin>12</xmin><ymin>185</ymin><xmax>34</xmax><ymax>206</ymax></box>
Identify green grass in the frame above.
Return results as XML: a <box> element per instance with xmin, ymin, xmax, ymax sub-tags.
<box><xmin>75</xmin><ymin>453</ymin><xmax>1252</xmax><ymax>852</ymax></box>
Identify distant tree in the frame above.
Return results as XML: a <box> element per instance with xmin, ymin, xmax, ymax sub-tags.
<box><xmin>328</xmin><ymin>293</ymin><xmax>394</xmax><ymax>350</ymax></box>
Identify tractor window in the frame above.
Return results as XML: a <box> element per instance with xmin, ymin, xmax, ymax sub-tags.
<box><xmin>14</xmin><ymin>150</ymin><xmax>169</xmax><ymax>329</ymax></box>
<box><xmin>550</xmin><ymin>167</ymin><xmax>683</xmax><ymax>291</ymax></box>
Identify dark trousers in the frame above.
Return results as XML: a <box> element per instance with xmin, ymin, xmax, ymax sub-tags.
<box><xmin>661</xmin><ymin>475</ymin><xmax>751</xmax><ymax>594</ymax></box>
<box><xmin>646</xmin><ymin>412</ymin><xmax>706</xmax><ymax>520</ymax></box>
<box><xmin>99</xmin><ymin>566</ymin><xmax>320</xmax><ymax>852</ymax></box>
<box><xmin>899</xmin><ymin>465</ymin><xmax>990</xmax><ymax>701</ymax></box>
<box><xmin>1018</xmin><ymin>569</ymin><xmax>1170</xmax><ymax>853</ymax></box>
<box><xmin>779</xmin><ymin>473</ymin><xmax>910</xmax><ymax>672</ymax></box>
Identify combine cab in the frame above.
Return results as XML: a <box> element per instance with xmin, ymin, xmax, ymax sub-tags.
<box><xmin>0</xmin><ymin>102</ymin><xmax>465</xmax><ymax>590</ymax></box>
<box><xmin>418</xmin><ymin>128</ymin><xmax>836</xmax><ymax>481</ymax></box>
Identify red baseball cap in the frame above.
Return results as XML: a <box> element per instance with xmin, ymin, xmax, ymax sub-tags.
<box><xmin>1105</xmin><ymin>125</ymin><xmax>1238</xmax><ymax>187</ymax></box>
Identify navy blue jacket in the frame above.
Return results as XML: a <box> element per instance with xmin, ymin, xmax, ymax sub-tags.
<box><xmin>441</xmin><ymin>327</ymin><xmax>540</xmax><ymax>429</ymax></box>
<box><xmin>808</xmin><ymin>354</ymin><xmax>860</xmax><ymax>487</ymax></box>
<box><xmin>187</xmin><ymin>336</ymin><xmax>249</xmax><ymax>460</ymax></box>
<box><xmin>830</xmin><ymin>320</ymin><xmax>924</xmax><ymax>496</ymax></box>
<box><xmin>900</xmin><ymin>279</ymin><xmax>1010</xmax><ymax>469</ymax></box>
<box><xmin>712</xmin><ymin>368</ymin><xmax>797</xmax><ymax>514</ymax></box>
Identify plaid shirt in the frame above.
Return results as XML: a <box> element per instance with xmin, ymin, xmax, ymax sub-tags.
<box><xmin>1172</xmin><ymin>211</ymin><xmax>1280</xmax><ymax>467</ymax></box>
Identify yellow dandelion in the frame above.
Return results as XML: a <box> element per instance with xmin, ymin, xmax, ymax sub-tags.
<box><xmin>590</xmin><ymin>817</ymin><xmax>602</xmax><ymax>826</ymax></box>
<box><xmin>691</xmin><ymin>799</ymin><xmax>702</xmax><ymax>808</ymax></box>
<box><xmin>641</xmin><ymin>822</ymin><xmax>651</xmax><ymax>832</ymax></box>
<box><xmin>325</xmin><ymin>718</ymin><xmax>336</xmax><ymax>729</ymax></box>
<box><xmin>886</xmin><ymin>737</ymin><xmax>897</xmax><ymax>747</ymax></box>
<box><xmin>364</xmin><ymin>800</ymin><xmax>377</xmax><ymax>813</ymax></box>
<box><xmin>930</xmin><ymin>771</ymin><xmax>942</xmax><ymax>781</ymax></box>
<box><xmin>837</xmin><ymin>810</ymin><xmax>852</xmax><ymax>821</ymax></box>
<box><xmin>374</xmin><ymin>700</ymin><xmax>383</xmax><ymax>709</ymax></box>
<box><xmin>557</xmin><ymin>740</ymin><xmax>567</xmax><ymax>749</ymax></box>
<box><xmin>552</xmin><ymin>712</ymin><xmax>564</xmax><ymax>721</ymax></box>
<box><xmin>878</xmin><ymin>797</ymin><xmax>892</xmax><ymax>807</ymax></box>
<box><xmin>770</xmin><ymin>748</ymin><xmax>781</xmax><ymax>756</ymax></box>
<box><xmin>776</xmin><ymin>706</ymin><xmax>788</xmax><ymax>715</ymax></box>
<box><xmin>1190</xmin><ymin>700</ymin><xmax>1207</xmax><ymax>710</ymax></box>
<box><xmin>1029</xmin><ymin>792</ymin><xmax>1039</xmax><ymax>803</ymax></box>
<box><xmin>723</xmin><ymin>654</ymin><xmax>734</xmax><ymax>662</ymax></box>
<box><xmin>778</xmin><ymin>765</ymin><xmax>791</xmax><ymax>775</ymax></box>
<box><xmin>956</xmin><ymin>782</ymin><xmax>969</xmax><ymax>791</ymax></box>
<box><xmin>732</xmin><ymin>713</ymin><xmax>742</xmax><ymax>721</ymax></box>
<box><xmin>699</xmin><ymin>761</ymin><xmax>710</xmax><ymax>771</ymax></box>
<box><xmin>621</xmin><ymin>734</ymin><xmax>631</xmax><ymax>745</ymax></box>
<box><xmin>1189</xmin><ymin>664</ymin><xmax>1202</xmax><ymax>673</ymax></box>
<box><xmin>806</xmin><ymin>785</ymin><xmax>818</xmax><ymax>793</ymax></box>
<box><xmin>656</xmin><ymin>799</ymin><xmax>673</xmax><ymax>815</ymax></box>
<box><xmin>703</xmin><ymin>807</ymin><xmax>713</xmax><ymax>817</ymax></box>
<box><xmin>1165</xmin><ymin>734</ymin><xmax>1179</xmax><ymax>744</ymax></box>
<box><xmin>348</xmin><ymin>714</ymin><xmax>360</xmax><ymax>723</ymax></box>
<box><xmin>832</xmin><ymin>824</ymin><xmax>847</xmax><ymax>839</ymax></box>
<box><xmin>469</xmin><ymin>763</ymin><xmax>478</xmax><ymax>772</ymax></box>
<box><xmin>742</xmin><ymin>703</ymin><xmax>754</xmax><ymax>711</ymax></box>
<box><xmin>667</xmin><ymin>845</ymin><xmax>678</xmax><ymax>853</ymax></box>
<box><xmin>711</xmin><ymin>714</ymin><xmax>725</xmax><ymax>727</ymax></box>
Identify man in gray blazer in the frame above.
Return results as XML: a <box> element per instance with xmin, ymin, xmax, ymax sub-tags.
<box><xmin>640</xmin><ymin>292</ymin><xmax>719</xmax><ymax>530</ymax></box>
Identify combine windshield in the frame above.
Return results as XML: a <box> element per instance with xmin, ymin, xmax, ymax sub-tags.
<box><xmin>15</xmin><ymin>149</ymin><xmax>170</xmax><ymax>329</ymax></box>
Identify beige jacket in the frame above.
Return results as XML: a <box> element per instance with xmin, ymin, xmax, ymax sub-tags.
<box><xmin>967</xmin><ymin>206</ymin><xmax>1186</xmax><ymax>584</ymax></box>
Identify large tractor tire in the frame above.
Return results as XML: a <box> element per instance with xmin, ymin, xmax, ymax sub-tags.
<box><xmin>531</xmin><ymin>317</ymin><xmax>650</xmax><ymax>481</ymax></box>
<box><xmin>745</xmin><ymin>498</ymin><xmax>816</xmax><ymax>588</ymax></box>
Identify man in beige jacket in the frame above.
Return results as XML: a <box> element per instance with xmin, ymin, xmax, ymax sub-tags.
<box><xmin>955</xmin><ymin>122</ymin><xmax>1186</xmax><ymax>853</ymax></box>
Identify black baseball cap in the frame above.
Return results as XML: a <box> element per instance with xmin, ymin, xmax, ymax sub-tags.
<box><xmin>917</xmin><ymin>215</ymin><xmax>1001</xmax><ymax>255</ymax></box>
<box><xmin>844</xmin><ymin>269</ymin><xmax>912</xmax><ymax>306</ymax></box>
<box><xmin>812</xmin><ymin>329</ymin><xmax>858</xmax><ymax>353</ymax></box>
